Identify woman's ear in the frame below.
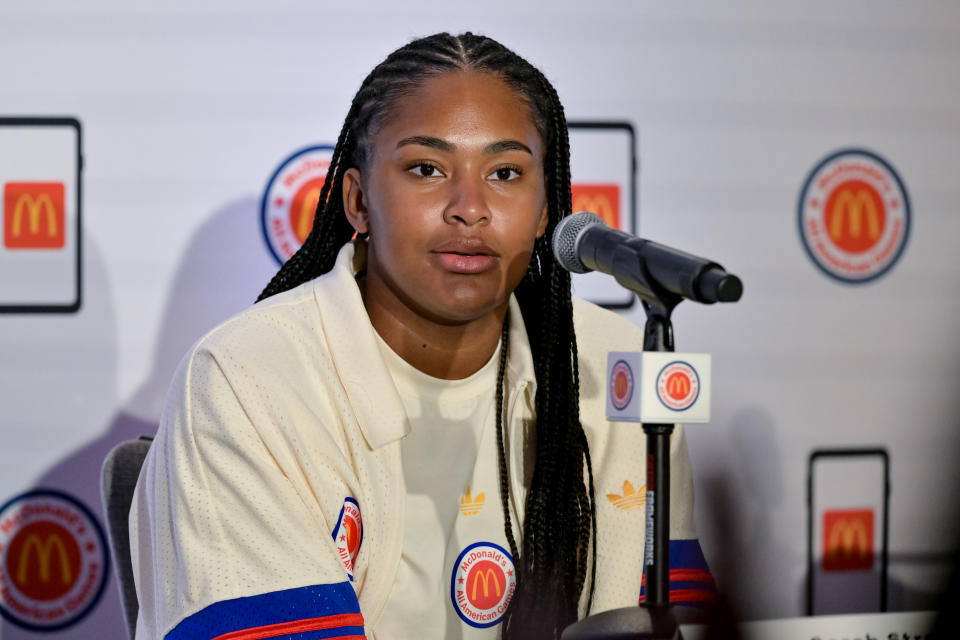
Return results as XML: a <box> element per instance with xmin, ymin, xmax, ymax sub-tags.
<box><xmin>535</xmin><ymin>201</ymin><xmax>549</xmax><ymax>239</ymax></box>
<box><xmin>342</xmin><ymin>167</ymin><xmax>370</xmax><ymax>234</ymax></box>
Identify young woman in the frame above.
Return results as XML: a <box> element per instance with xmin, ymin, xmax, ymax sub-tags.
<box><xmin>130</xmin><ymin>32</ymin><xmax>714</xmax><ymax>640</ymax></box>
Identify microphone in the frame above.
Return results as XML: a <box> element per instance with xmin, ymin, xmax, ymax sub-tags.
<box><xmin>552</xmin><ymin>212</ymin><xmax>743</xmax><ymax>304</ymax></box>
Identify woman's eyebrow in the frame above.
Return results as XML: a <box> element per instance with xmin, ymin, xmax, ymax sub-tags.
<box><xmin>396</xmin><ymin>135</ymin><xmax>454</xmax><ymax>152</ymax></box>
<box><xmin>395</xmin><ymin>136</ymin><xmax>532</xmax><ymax>156</ymax></box>
<box><xmin>484</xmin><ymin>140</ymin><xmax>532</xmax><ymax>155</ymax></box>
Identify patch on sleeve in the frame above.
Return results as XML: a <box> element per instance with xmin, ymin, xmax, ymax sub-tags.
<box><xmin>331</xmin><ymin>497</ymin><xmax>363</xmax><ymax>580</ymax></box>
<box><xmin>165</xmin><ymin>581</ymin><xmax>364</xmax><ymax>639</ymax></box>
<box><xmin>639</xmin><ymin>539</ymin><xmax>718</xmax><ymax>606</ymax></box>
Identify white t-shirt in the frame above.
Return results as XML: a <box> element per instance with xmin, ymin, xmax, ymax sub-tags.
<box><xmin>374</xmin><ymin>334</ymin><xmax>503</xmax><ymax>638</ymax></box>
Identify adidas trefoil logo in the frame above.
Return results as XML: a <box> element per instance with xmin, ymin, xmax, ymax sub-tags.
<box><xmin>606</xmin><ymin>480</ymin><xmax>647</xmax><ymax>511</ymax></box>
<box><xmin>460</xmin><ymin>487</ymin><xmax>485</xmax><ymax>516</ymax></box>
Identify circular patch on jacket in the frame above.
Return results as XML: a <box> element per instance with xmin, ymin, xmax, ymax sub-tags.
<box><xmin>798</xmin><ymin>148</ymin><xmax>910</xmax><ymax>283</ymax></box>
<box><xmin>331</xmin><ymin>497</ymin><xmax>362</xmax><ymax>580</ymax></box>
<box><xmin>0</xmin><ymin>489</ymin><xmax>109</xmax><ymax>632</ymax></box>
<box><xmin>450</xmin><ymin>542</ymin><xmax>516</xmax><ymax>628</ymax></box>
<box><xmin>656</xmin><ymin>361</ymin><xmax>700</xmax><ymax>411</ymax></box>
<box><xmin>261</xmin><ymin>145</ymin><xmax>334</xmax><ymax>265</ymax></box>
<box><xmin>610</xmin><ymin>360</ymin><xmax>634</xmax><ymax>410</ymax></box>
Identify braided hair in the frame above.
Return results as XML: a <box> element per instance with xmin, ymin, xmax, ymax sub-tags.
<box><xmin>258</xmin><ymin>32</ymin><xmax>596</xmax><ymax>639</ymax></box>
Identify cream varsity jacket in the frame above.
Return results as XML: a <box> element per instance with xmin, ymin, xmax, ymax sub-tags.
<box><xmin>129</xmin><ymin>242</ymin><xmax>714</xmax><ymax>640</ymax></box>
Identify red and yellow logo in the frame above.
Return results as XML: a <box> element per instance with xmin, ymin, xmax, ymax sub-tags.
<box><xmin>331</xmin><ymin>497</ymin><xmax>362</xmax><ymax>580</ymax></box>
<box><xmin>798</xmin><ymin>149</ymin><xmax>909</xmax><ymax>283</ymax></box>
<box><xmin>0</xmin><ymin>490</ymin><xmax>107</xmax><ymax>631</ymax></box>
<box><xmin>822</xmin><ymin>508</ymin><xmax>874</xmax><ymax>571</ymax></box>
<box><xmin>261</xmin><ymin>146</ymin><xmax>333</xmax><ymax>264</ymax></box>
<box><xmin>656</xmin><ymin>361</ymin><xmax>700</xmax><ymax>411</ymax></box>
<box><xmin>610</xmin><ymin>360</ymin><xmax>634</xmax><ymax>410</ymax></box>
<box><xmin>572</xmin><ymin>184</ymin><xmax>620</xmax><ymax>230</ymax></box>
<box><xmin>3</xmin><ymin>182</ymin><xmax>65</xmax><ymax>249</ymax></box>
<box><xmin>451</xmin><ymin>542</ymin><xmax>516</xmax><ymax>628</ymax></box>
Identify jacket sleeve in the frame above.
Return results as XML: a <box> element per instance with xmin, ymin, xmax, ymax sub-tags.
<box><xmin>129</xmin><ymin>345</ymin><xmax>366</xmax><ymax>640</ymax></box>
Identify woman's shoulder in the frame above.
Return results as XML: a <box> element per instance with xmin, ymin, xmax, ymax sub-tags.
<box><xmin>572</xmin><ymin>297</ymin><xmax>644</xmax><ymax>352</ymax></box>
<box><xmin>189</xmin><ymin>279</ymin><xmax>325</xmax><ymax>372</ymax></box>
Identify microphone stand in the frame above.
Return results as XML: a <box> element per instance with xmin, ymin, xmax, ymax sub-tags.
<box><xmin>563</xmin><ymin>287</ymin><xmax>684</xmax><ymax>640</ymax></box>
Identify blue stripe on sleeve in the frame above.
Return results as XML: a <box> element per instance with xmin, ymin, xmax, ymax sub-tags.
<box><xmin>165</xmin><ymin>581</ymin><xmax>361</xmax><ymax>640</ymax></box>
<box><xmin>668</xmin><ymin>539</ymin><xmax>710</xmax><ymax>571</ymax></box>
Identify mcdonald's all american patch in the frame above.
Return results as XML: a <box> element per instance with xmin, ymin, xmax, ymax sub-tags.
<box><xmin>656</xmin><ymin>361</ymin><xmax>700</xmax><ymax>411</ymax></box>
<box><xmin>331</xmin><ymin>497</ymin><xmax>362</xmax><ymax>580</ymax></box>
<box><xmin>798</xmin><ymin>148</ymin><xmax>910</xmax><ymax>283</ymax></box>
<box><xmin>0</xmin><ymin>490</ymin><xmax>108</xmax><ymax>632</ymax></box>
<box><xmin>261</xmin><ymin>145</ymin><xmax>334</xmax><ymax>265</ymax></box>
<box><xmin>610</xmin><ymin>360</ymin><xmax>634</xmax><ymax>411</ymax></box>
<box><xmin>451</xmin><ymin>542</ymin><xmax>516</xmax><ymax>628</ymax></box>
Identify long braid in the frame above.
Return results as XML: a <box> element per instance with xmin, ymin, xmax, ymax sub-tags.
<box><xmin>257</xmin><ymin>33</ymin><xmax>596</xmax><ymax>639</ymax></box>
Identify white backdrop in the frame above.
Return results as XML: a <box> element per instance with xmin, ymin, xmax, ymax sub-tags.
<box><xmin>1</xmin><ymin>1</ymin><xmax>959</xmax><ymax>637</ymax></box>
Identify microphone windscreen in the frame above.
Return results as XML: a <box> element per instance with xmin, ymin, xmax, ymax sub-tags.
<box><xmin>552</xmin><ymin>211</ymin><xmax>605</xmax><ymax>274</ymax></box>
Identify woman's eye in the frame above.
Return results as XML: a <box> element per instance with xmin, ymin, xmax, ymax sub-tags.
<box><xmin>491</xmin><ymin>166</ymin><xmax>521</xmax><ymax>181</ymax></box>
<box><xmin>409</xmin><ymin>163</ymin><xmax>441</xmax><ymax>177</ymax></box>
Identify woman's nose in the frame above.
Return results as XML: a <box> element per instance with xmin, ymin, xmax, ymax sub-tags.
<box><xmin>443</xmin><ymin>173</ymin><xmax>490</xmax><ymax>226</ymax></box>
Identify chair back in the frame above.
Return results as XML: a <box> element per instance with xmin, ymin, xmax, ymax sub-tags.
<box><xmin>101</xmin><ymin>436</ymin><xmax>153</xmax><ymax>640</ymax></box>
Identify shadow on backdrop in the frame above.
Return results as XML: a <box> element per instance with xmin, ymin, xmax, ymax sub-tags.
<box><xmin>12</xmin><ymin>196</ymin><xmax>273</xmax><ymax>639</ymax></box>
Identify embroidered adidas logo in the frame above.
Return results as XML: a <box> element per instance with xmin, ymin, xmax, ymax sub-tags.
<box><xmin>459</xmin><ymin>487</ymin><xmax>485</xmax><ymax>516</ymax></box>
<box><xmin>606</xmin><ymin>480</ymin><xmax>647</xmax><ymax>511</ymax></box>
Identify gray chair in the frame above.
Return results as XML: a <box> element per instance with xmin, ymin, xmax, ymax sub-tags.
<box><xmin>101</xmin><ymin>436</ymin><xmax>153</xmax><ymax>640</ymax></box>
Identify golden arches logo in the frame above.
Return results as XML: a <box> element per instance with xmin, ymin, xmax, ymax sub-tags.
<box><xmin>12</xmin><ymin>194</ymin><xmax>58</xmax><ymax>238</ymax></box>
<box><xmin>571</xmin><ymin>184</ymin><xmax>620</xmax><ymax>230</ymax></box>
<box><xmin>826</xmin><ymin>519</ymin><xmax>870</xmax><ymax>558</ymax></box>
<box><xmin>829</xmin><ymin>187</ymin><xmax>882</xmax><ymax>242</ymax></box>
<box><xmin>471</xmin><ymin>568</ymin><xmax>503</xmax><ymax>600</ymax></box>
<box><xmin>16</xmin><ymin>534</ymin><xmax>73</xmax><ymax>585</ymax></box>
<box><xmin>573</xmin><ymin>195</ymin><xmax>615</xmax><ymax>227</ymax></box>
<box><xmin>667</xmin><ymin>373</ymin><xmax>690</xmax><ymax>399</ymax></box>
<box><xmin>4</xmin><ymin>182</ymin><xmax>65</xmax><ymax>249</ymax></box>
<box><xmin>822</xmin><ymin>508</ymin><xmax>873</xmax><ymax>571</ymax></box>
<box><xmin>295</xmin><ymin>186</ymin><xmax>321</xmax><ymax>241</ymax></box>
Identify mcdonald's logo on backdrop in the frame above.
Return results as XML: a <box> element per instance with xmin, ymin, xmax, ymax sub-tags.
<box><xmin>571</xmin><ymin>184</ymin><xmax>620</xmax><ymax>230</ymax></box>
<box><xmin>822</xmin><ymin>508</ymin><xmax>874</xmax><ymax>571</ymax></box>
<box><xmin>798</xmin><ymin>149</ymin><xmax>910</xmax><ymax>284</ymax></box>
<box><xmin>0</xmin><ymin>490</ymin><xmax>108</xmax><ymax>631</ymax></box>
<box><xmin>261</xmin><ymin>145</ymin><xmax>334</xmax><ymax>265</ymax></box>
<box><xmin>3</xmin><ymin>182</ymin><xmax>65</xmax><ymax>249</ymax></box>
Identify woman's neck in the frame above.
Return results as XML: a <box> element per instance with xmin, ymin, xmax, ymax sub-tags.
<box><xmin>360</xmin><ymin>275</ymin><xmax>507</xmax><ymax>380</ymax></box>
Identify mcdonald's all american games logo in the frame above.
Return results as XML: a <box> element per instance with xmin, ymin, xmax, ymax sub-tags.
<box><xmin>610</xmin><ymin>360</ymin><xmax>634</xmax><ymax>410</ymax></box>
<box><xmin>261</xmin><ymin>145</ymin><xmax>334</xmax><ymax>264</ymax></box>
<box><xmin>331</xmin><ymin>497</ymin><xmax>362</xmax><ymax>581</ymax></box>
<box><xmin>798</xmin><ymin>149</ymin><xmax>910</xmax><ymax>283</ymax></box>
<box><xmin>0</xmin><ymin>490</ymin><xmax>108</xmax><ymax>631</ymax></box>
<box><xmin>451</xmin><ymin>542</ymin><xmax>516</xmax><ymax>628</ymax></box>
<box><xmin>3</xmin><ymin>182</ymin><xmax>65</xmax><ymax>249</ymax></box>
<box><xmin>823</xmin><ymin>508</ymin><xmax>874</xmax><ymax>572</ymax></box>
<box><xmin>572</xmin><ymin>184</ymin><xmax>620</xmax><ymax>229</ymax></box>
<box><xmin>656</xmin><ymin>361</ymin><xmax>700</xmax><ymax>411</ymax></box>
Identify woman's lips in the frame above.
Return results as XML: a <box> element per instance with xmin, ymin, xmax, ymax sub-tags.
<box><xmin>432</xmin><ymin>251</ymin><xmax>498</xmax><ymax>274</ymax></box>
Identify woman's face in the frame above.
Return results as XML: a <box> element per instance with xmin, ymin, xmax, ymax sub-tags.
<box><xmin>343</xmin><ymin>70</ymin><xmax>548</xmax><ymax>326</ymax></box>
